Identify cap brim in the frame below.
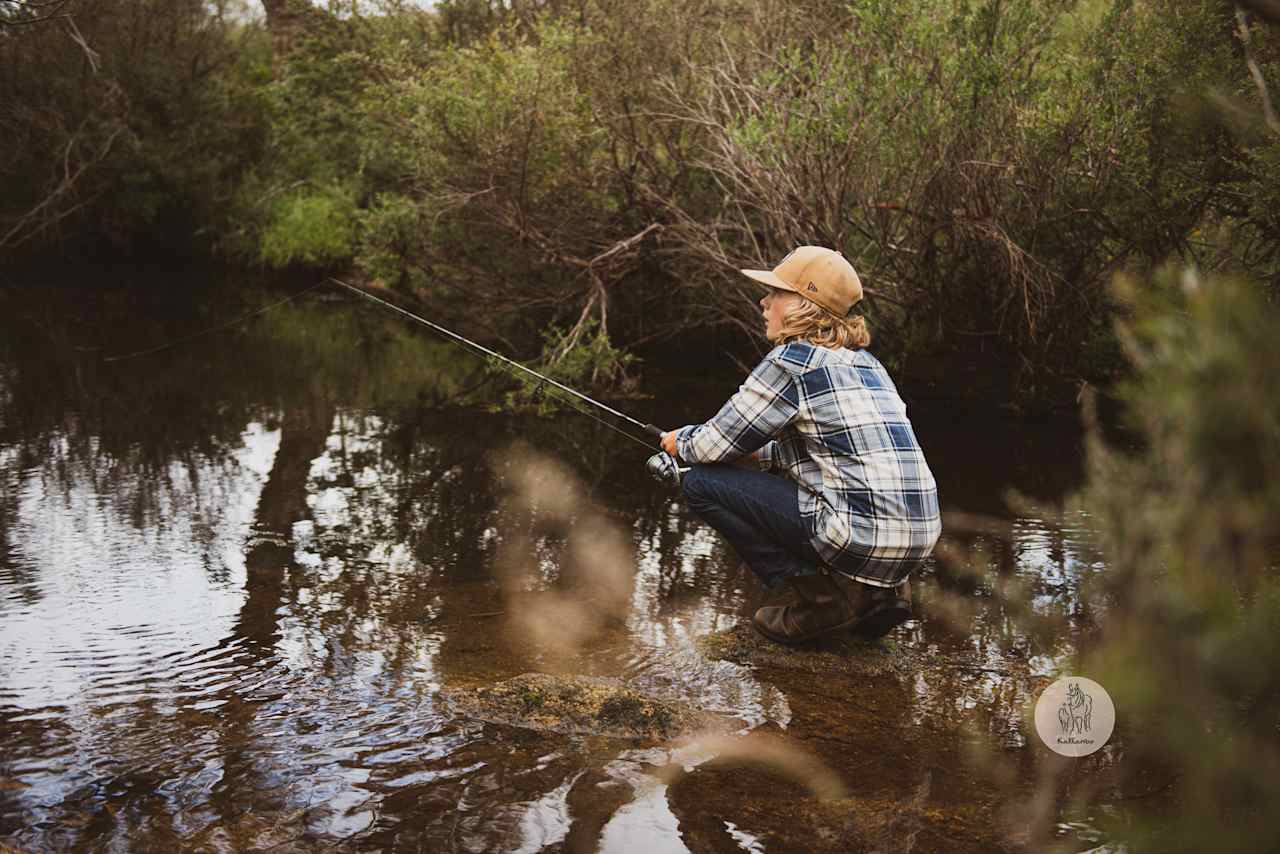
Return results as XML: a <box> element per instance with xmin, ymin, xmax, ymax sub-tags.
<box><xmin>740</xmin><ymin>269</ymin><xmax>798</xmax><ymax>293</ymax></box>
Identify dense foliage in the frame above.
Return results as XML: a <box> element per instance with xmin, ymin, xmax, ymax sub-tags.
<box><xmin>999</xmin><ymin>267</ymin><xmax>1280</xmax><ymax>852</ymax></box>
<box><xmin>931</xmin><ymin>263</ymin><xmax>1280</xmax><ymax>851</ymax></box>
<box><xmin>1076</xmin><ymin>268</ymin><xmax>1280</xmax><ymax>851</ymax></box>
<box><xmin>0</xmin><ymin>0</ymin><xmax>271</xmax><ymax>257</ymax></box>
<box><xmin>2</xmin><ymin>0</ymin><xmax>1277</xmax><ymax>404</ymax></box>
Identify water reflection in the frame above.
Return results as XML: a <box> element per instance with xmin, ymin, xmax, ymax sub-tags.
<box><xmin>0</xmin><ymin>279</ymin><xmax>1110</xmax><ymax>851</ymax></box>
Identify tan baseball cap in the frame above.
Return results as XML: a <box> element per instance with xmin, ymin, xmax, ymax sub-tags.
<box><xmin>741</xmin><ymin>246</ymin><xmax>863</xmax><ymax>316</ymax></box>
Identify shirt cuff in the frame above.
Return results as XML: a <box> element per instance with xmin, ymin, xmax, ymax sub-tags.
<box><xmin>673</xmin><ymin>425</ymin><xmax>698</xmax><ymax>463</ymax></box>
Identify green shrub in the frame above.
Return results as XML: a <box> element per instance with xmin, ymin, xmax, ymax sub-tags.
<box><xmin>355</xmin><ymin>193</ymin><xmax>430</xmax><ymax>291</ymax></box>
<box><xmin>500</xmin><ymin>318</ymin><xmax>639</xmax><ymax>414</ymax></box>
<box><xmin>259</xmin><ymin>185</ymin><xmax>357</xmax><ymax>268</ymax></box>
<box><xmin>360</xmin><ymin>18</ymin><xmax>614</xmax><ymax>258</ymax></box>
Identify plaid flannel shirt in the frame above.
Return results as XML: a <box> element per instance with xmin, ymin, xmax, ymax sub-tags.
<box><xmin>675</xmin><ymin>342</ymin><xmax>941</xmax><ymax>587</ymax></box>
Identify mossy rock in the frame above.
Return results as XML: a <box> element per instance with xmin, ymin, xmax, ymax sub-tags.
<box><xmin>696</xmin><ymin>623</ymin><xmax>919</xmax><ymax>679</ymax></box>
<box><xmin>445</xmin><ymin>672</ymin><xmax>733</xmax><ymax>741</ymax></box>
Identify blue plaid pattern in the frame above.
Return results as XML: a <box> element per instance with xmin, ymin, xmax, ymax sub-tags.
<box><xmin>675</xmin><ymin>342</ymin><xmax>941</xmax><ymax>587</ymax></box>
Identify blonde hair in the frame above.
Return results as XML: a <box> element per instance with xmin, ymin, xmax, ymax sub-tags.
<box><xmin>771</xmin><ymin>296</ymin><xmax>871</xmax><ymax>349</ymax></box>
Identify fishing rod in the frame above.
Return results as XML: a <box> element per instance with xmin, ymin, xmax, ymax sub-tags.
<box><xmin>328</xmin><ymin>278</ymin><xmax>686</xmax><ymax>485</ymax></box>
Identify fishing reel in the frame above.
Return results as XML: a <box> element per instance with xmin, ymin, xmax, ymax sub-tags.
<box><xmin>646</xmin><ymin>452</ymin><xmax>686</xmax><ymax>486</ymax></box>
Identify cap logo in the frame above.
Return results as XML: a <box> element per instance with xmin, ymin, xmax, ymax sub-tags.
<box><xmin>806</xmin><ymin>281</ymin><xmax>818</xmax><ymax>292</ymax></box>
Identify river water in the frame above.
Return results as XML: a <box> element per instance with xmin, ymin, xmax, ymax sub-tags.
<box><xmin>0</xmin><ymin>276</ymin><xmax>1116</xmax><ymax>852</ymax></box>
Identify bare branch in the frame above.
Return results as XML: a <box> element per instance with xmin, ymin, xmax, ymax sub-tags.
<box><xmin>0</xmin><ymin>0</ymin><xmax>74</xmax><ymax>29</ymax></box>
<box><xmin>0</xmin><ymin>83</ymin><xmax>128</xmax><ymax>251</ymax></box>
<box><xmin>63</xmin><ymin>14</ymin><xmax>98</xmax><ymax>72</ymax></box>
<box><xmin>1235</xmin><ymin>5</ymin><xmax>1280</xmax><ymax>134</ymax></box>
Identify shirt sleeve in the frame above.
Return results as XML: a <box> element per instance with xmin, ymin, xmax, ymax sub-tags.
<box><xmin>675</xmin><ymin>355</ymin><xmax>800</xmax><ymax>464</ymax></box>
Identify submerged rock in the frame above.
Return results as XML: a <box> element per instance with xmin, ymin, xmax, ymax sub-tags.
<box><xmin>445</xmin><ymin>672</ymin><xmax>733</xmax><ymax>741</ymax></box>
<box><xmin>696</xmin><ymin>623</ymin><xmax>919</xmax><ymax>679</ymax></box>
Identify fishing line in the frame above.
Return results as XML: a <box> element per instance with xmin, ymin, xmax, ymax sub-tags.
<box><xmin>102</xmin><ymin>282</ymin><xmax>328</xmax><ymax>363</ymax></box>
<box><xmin>328</xmin><ymin>278</ymin><xmax>665</xmax><ymax>453</ymax></box>
<box><xmin>95</xmin><ymin>274</ymin><xmax>664</xmax><ymax>452</ymax></box>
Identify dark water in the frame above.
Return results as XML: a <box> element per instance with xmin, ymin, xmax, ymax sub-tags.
<box><xmin>1</xmin><ymin>276</ymin><xmax>1114</xmax><ymax>852</ymax></box>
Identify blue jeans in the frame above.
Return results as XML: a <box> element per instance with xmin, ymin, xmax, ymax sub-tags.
<box><xmin>681</xmin><ymin>463</ymin><xmax>823</xmax><ymax>590</ymax></box>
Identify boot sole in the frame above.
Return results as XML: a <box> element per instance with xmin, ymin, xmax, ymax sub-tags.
<box><xmin>849</xmin><ymin>599</ymin><xmax>911</xmax><ymax>639</ymax></box>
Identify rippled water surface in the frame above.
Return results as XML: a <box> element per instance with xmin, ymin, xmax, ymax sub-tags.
<box><xmin>1</xmin><ymin>276</ymin><xmax>1111</xmax><ymax>852</ymax></box>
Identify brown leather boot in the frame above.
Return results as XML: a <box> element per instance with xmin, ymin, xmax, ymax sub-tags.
<box><xmin>751</xmin><ymin>570</ymin><xmax>861</xmax><ymax>646</ymax></box>
<box><xmin>848</xmin><ymin>579</ymin><xmax>912</xmax><ymax>639</ymax></box>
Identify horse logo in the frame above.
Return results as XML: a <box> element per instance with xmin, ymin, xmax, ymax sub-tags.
<box><xmin>1035</xmin><ymin>676</ymin><xmax>1113</xmax><ymax>756</ymax></box>
<box><xmin>1057</xmin><ymin>682</ymin><xmax>1093</xmax><ymax>736</ymax></box>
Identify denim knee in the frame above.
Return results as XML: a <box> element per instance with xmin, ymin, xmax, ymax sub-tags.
<box><xmin>680</xmin><ymin>464</ymin><xmax>715</xmax><ymax>509</ymax></box>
